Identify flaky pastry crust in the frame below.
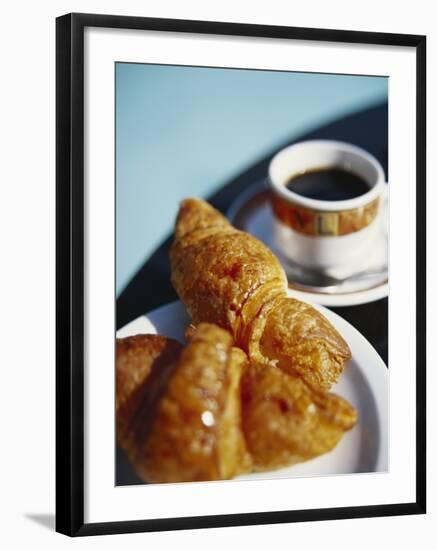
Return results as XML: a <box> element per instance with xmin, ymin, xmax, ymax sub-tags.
<box><xmin>241</xmin><ymin>362</ymin><xmax>357</xmax><ymax>471</ymax></box>
<box><xmin>116</xmin><ymin>325</ymin><xmax>252</xmax><ymax>483</ymax></box>
<box><xmin>170</xmin><ymin>198</ymin><xmax>351</xmax><ymax>391</ymax></box>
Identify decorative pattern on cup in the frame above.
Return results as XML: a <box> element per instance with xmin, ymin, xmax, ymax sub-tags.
<box><xmin>272</xmin><ymin>194</ymin><xmax>380</xmax><ymax>237</ymax></box>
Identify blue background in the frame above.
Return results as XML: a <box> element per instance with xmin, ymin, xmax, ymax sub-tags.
<box><xmin>116</xmin><ymin>63</ymin><xmax>387</xmax><ymax>295</ymax></box>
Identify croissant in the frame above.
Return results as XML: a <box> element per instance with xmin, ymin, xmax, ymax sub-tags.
<box><xmin>241</xmin><ymin>362</ymin><xmax>357</xmax><ymax>471</ymax></box>
<box><xmin>116</xmin><ymin>324</ymin><xmax>252</xmax><ymax>483</ymax></box>
<box><xmin>116</xmin><ymin>334</ymin><xmax>183</xmax><ymax>453</ymax></box>
<box><xmin>117</xmin><ymin>326</ymin><xmax>357</xmax><ymax>482</ymax></box>
<box><xmin>170</xmin><ymin>198</ymin><xmax>351</xmax><ymax>391</ymax></box>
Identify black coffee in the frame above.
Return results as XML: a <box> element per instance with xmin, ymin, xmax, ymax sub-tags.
<box><xmin>285</xmin><ymin>168</ymin><xmax>370</xmax><ymax>201</ymax></box>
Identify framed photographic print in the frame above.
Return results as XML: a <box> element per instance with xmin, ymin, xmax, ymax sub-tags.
<box><xmin>56</xmin><ymin>12</ymin><xmax>426</xmax><ymax>536</ymax></box>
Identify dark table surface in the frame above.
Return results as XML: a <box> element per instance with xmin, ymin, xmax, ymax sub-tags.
<box><xmin>117</xmin><ymin>102</ymin><xmax>388</xmax><ymax>365</ymax></box>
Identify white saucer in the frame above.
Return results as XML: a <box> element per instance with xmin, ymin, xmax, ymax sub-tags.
<box><xmin>117</xmin><ymin>298</ymin><xmax>388</xmax><ymax>479</ymax></box>
<box><xmin>227</xmin><ymin>181</ymin><xmax>388</xmax><ymax>307</ymax></box>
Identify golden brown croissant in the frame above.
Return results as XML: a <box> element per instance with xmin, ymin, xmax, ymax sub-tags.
<box><xmin>116</xmin><ymin>334</ymin><xmax>183</xmax><ymax>451</ymax></box>
<box><xmin>170</xmin><ymin>198</ymin><xmax>351</xmax><ymax>391</ymax></box>
<box><xmin>116</xmin><ymin>324</ymin><xmax>252</xmax><ymax>483</ymax></box>
<box><xmin>241</xmin><ymin>362</ymin><xmax>357</xmax><ymax>471</ymax></box>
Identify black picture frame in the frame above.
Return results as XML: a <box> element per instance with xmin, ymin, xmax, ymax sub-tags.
<box><xmin>56</xmin><ymin>12</ymin><xmax>426</xmax><ymax>537</ymax></box>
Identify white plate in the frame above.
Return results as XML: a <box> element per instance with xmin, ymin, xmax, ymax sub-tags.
<box><xmin>117</xmin><ymin>295</ymin><xmax>388</xmax><ymax>481</ymax></box>
<box><xmin>227</xmin><ymin>182</ymin><xmax>389</xmax><ymax>307</ymax></box>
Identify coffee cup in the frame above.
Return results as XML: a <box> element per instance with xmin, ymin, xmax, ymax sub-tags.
<box><xmin>268</xmin><ymin>140</ymin><xmax>386</xmax><ymax>271</ymax></box>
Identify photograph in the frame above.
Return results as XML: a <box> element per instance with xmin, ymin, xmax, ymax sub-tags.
<box><xmin>114</xmin><ymin>63</ymin><xmax>389</xmax><ymax>486</ymax></box>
